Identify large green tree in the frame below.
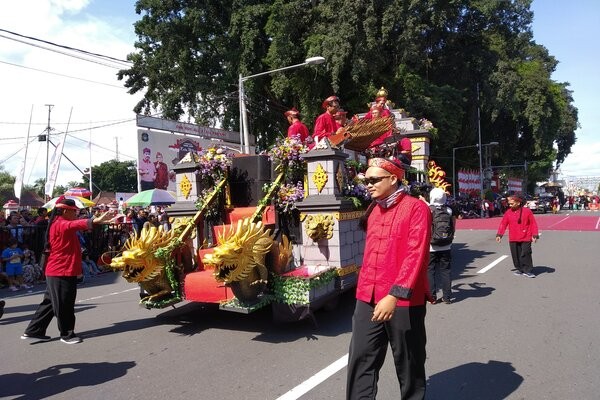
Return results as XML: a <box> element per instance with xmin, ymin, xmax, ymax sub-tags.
<box><xmin>119</xmin><ymin>0</ymin><xmax>578</xmax><ymax>191</ymax></box>
<box><xmin>81</xmin><ymin>160</ymin><xmax>138</xmax><ymax>196</ymax></box>
<box><xmin>0</xmin><ymin>166</ymin><xmax>16</xmax><ymax>206</ymax></box>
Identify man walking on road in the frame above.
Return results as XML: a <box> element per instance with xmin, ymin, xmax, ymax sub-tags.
<box><xmin>346</xmin><ymin>157</ymin><xmax>432</xmax><ymax>400</ymax></box>
<box><xmin>496</xmin><ymin>194</ymin><xmax>540</xmax><ymax>278</ymax></box>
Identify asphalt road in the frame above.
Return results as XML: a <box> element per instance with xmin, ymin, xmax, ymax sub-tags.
<box><xmin>1</xmin><ymin>213</ymin><xmax>599</xmax><ymax>400</ymax></box>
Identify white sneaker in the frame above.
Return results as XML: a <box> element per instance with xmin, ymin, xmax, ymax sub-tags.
<box><xmin>9</xmin><ymin>286</ymin><xmax>18</xmax><ymax>292</ymax></box>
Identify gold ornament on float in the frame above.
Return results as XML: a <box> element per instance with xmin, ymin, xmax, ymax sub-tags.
<box><xmin>312</xmin><ymin>163</ymin><xmax>328</xmax><ymax>193</ymax></box>
<box><xmin>336</xmin><ymin>163</ymin><xmax>344</xmax><ymax>192</ymax></box>
<box><xmin>304</xmin><ymin>214</ymin><xmax>334</xmax><ymax>242</ymax></box>
<box><xmin>180</xmin><ymin>174</ymin><xmax>192</xmax><ymax>199</ymax></box>
<box><xmin>427</xmin><ymin>160</ymin><xmax>451</xmax><ymax>194</ymax></box>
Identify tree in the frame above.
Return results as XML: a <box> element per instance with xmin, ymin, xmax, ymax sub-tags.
<box><xmin>119</xmin><ymin>0</ymin><xmax>578</xmax><ymax>188</ymax></box>
<box><xmin>0</xmin><ymin>166</ymin><xmax>16</xmax><ymax>206</ymax></box>
<box><xmin>81</xmin><ymin>160</ymin><xmax>138</xmax><ymax>196</ymax></box>
<box><xmin>32</xmin><ymin>178</ymin><xmax>46</xmax><ymax>199</ymax></box>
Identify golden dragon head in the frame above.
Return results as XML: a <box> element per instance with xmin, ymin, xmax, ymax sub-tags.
<box><xmin>110</xmin><ymin>225</ymin><xmax>179</xmax><ymax>283</ymax></box>
<box><xmin>202</xmin><ymin>218</ymin><xmax>274</xmax><ymax>285</ymax></box>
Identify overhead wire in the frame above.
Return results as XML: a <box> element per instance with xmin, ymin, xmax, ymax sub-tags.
<box><xmin>0</xmin><ymin>28</ymin><xmax>131</xmax><ymax>67</ymax></box>
<box><xmin>0</xmin><ymin>60</ymin><xmax>125</xmax><ymax>88</ymax></box>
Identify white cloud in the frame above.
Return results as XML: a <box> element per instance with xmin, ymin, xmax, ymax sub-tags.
<box><xmin>559</xmin><ymin>141</ymin><xmax>600</xmax><ymax>177</ymax></box>
<box><xmin>0</xmin><ymin>0</ymin><xmax>142</xmax><ymax>189</ymax></box>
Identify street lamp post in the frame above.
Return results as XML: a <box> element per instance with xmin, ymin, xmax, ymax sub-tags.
<box><xmin>452</xmin><ymin>142</ymin><xmax>499</xmax><ymax>199</ymax></box>
<box><xmin>238</xmin><ymin>56</ymin><xmax>326</xmax><ymax>154</ymax></box>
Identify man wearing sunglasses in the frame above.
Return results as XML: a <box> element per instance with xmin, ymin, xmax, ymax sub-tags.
<box><xmin>347</xmin><ymin>157</ymin><xmax>432</xmax><ymax>400</ymax></box>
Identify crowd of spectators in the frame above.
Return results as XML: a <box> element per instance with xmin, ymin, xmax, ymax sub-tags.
<box><xmin>0</xmin><ymin>204</ymin><xmax>170</xmax><ymax>291</ymax></box>
<box><xmin>562</xmin><ymin>194</ymin><xmax>600</xmax><ymax>210</ymax></box>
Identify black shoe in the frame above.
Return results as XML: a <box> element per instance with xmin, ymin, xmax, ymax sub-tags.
<box><xmin>513</xmin><ymin>270</ymin><xmax>523</xmax><ymax>276</ymax></box>
<box><xmin>0</xmin><ymin>300</ymin><xmax>5</xmax><ymax>319</ymax></box>
<box><xmin>21</xmin><ymin>333</ymin><xmax>52</xmax><ymax>342</ymax></box>
<box><xmin>522</xmin><ymin>272</ymin><xmax>535</xmax><ymax>278</ymax></box>
<box><xmin>60</xmin><ymin>336</ymin><xmax>83</xmax><ymax>344</ymax></box>
<box><xmin>442</xmin><ymin>298</ymin><xmax>452</xmax><ymax>304</ymax></box>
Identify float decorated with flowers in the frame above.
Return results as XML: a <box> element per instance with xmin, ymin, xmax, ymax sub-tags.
<box><xmin>109</xmin><ymin>88</ymin><xmax>439</xmax><ymax>322</ymax></box>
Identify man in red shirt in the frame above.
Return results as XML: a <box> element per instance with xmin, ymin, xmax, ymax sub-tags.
<box><xmin>21</xmin><ymin>198</ymin><xmax>113</xmax><ymax>344</ymax></box>
<box><xmin>313</xmin><ymin>95</ymin><xmax>344</xmax><ymax>141</ymax></box>
<box><xmin>284</xmin><ymin>107</ymin><xmax>310</xmax><ymax>143</ymax></box>
<box><xmin>364</xmin><ymin>87</ymin><xmax>393</xmax><ymax>120</ymax></box>
<box><xmin>496</xmin><ymin>194</ymin><xmax>540</xmax><ymax>277</ymax></box>
<box><xmin>334</xmin><ymin>109</ymin><xmax>348</xmax><ymax>129</ymax></box>
<box><xmin>347</xmin><ymin>157</ymin><xmax>432</xmax><ymax>400</ymax></box>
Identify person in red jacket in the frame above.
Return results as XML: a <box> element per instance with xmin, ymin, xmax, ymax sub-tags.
<box><xmin>284</xmin><ymin>107</ymin><xmax>310</xmax><ymax>143</ymax></box>
<box><xmin>495</xmin><ymin>194</ymin><xmax>540</xmax><ymax>278</ymax></box>
<box><xmin>313</xmin><ymin>95</ymin><xmax>344</xmax><ymax>141</ymax></box>
<box><xmin>21</xmin><ymin>198</ymin><xmax>113</xmax><ymax>344</ymax></box>
<box><xmin>346</xmin><ymin>157</ymin><xmax>432</xmax><ymax>400</ymax></box>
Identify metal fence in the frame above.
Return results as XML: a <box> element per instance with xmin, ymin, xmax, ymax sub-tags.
<box><xmin>0</xmin><ymin>223</ymin><xmax>135</xmax><ymax>265</ymax></box>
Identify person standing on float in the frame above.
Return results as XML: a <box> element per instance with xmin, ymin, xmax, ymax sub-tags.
<box><xmin>313</xmin><ymin>95</ymin><xmax>345</xmax><ymax>141</ymax></box>
<box><xmin>347</xmin><ymin>157</ymin><xmax>432</xmax><ymax>400</ymax></box>
<box><xmin>364</xmin><ymin>87</ymin><xmax>393</xmax><ymax>119</ymax></box>
<box><xmin>284</xmin><ymin>107</ymin><xmax>310</xmax><ymax>143</ymax></box>
<box><xmin>334</xmin><ymin>109</ymin><xmax>349</xmax><ymax>129</ymax></box>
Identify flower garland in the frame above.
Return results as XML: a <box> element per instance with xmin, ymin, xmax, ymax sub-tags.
<box><xmin>195</xmin><ymin>146</ymin><xmax>232</xmax><ymax>182</ymax></box>
<box><xmin>271</xmin><ymin>269</ymin><xmax>338</xmax><ymax>305</ymax></box>
<box><xmin>265</xmin><ymin>136</ymin><xmax>308</xmax><ymax>174</ymax></box>
<box><xmin>194</xmin><ymin>146</ymin><xmax>233</xmax><ymax>221</ymax></box>
<box><xmin>342</xmin><ymin>160</ymin><xmax>371</xmax><ymax>209</ymax></box>
<box><xmin>260</xmin><ymin>136</ymin><xmax>309</xmax><ymax>215</ymax></box>
<box><xmin>269</xmin><ymin>182</ymin><xmax>305</xmax><ymax>214</ymax></box>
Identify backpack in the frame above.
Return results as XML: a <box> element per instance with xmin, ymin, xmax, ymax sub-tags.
<box><xmin>430</xmin><ymin>205</ymin><xmax>454</xmax><ymax>246</ymax></box>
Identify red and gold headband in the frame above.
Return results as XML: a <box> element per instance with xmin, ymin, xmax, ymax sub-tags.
<box><xmin>55</xmin><ymin>203</ymin><xmax>79</xmax><ymax>210</ymax></box>
<box><xmin>368</xmin><ymin>157</ymin><xmax>405</xmax><ymax>179</ymax></box>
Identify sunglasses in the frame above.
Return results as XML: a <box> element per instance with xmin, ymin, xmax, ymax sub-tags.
<box><xmin>362</xmin><ymin>175</ymin><xmax>393</xmax><ymax>185</ymax></box>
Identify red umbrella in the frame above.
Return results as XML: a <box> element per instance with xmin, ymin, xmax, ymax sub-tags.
<box><xmin>64</xmin><ymin>187</ymin><xmax>92</xmax><ymax>197</ymax></box>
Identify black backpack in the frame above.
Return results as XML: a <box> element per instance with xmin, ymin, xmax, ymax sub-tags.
<box><xmin>429</xmin><ymin>205</ymin><xmax>454</xmax><ymax>246</ymax></box>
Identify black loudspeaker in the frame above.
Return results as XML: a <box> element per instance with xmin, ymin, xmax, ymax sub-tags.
<box><xmin>229</xmin><ymin>155</ymin><xmax>273</xmax><ymax>207</ymax></box>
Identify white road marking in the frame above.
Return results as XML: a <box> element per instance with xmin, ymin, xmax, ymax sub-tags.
<box><xmin>547</xmin><ymin>215</ymin><xmax>570</xmax><ymax>228</ymax></box>
<box><xmin>276</xmin><ymin>354</ymin><xmax>348</xmax><ymax>400</ymax></box>
<box><xmin>595</xmin><ymin>217</ymin><xmax>600</xmax><ymax>230</ymax></box>
<box><xmin>77</xmin><ymin>287</ymin><xmax>139</xmax><ymax>303</ymax></box>
<box><xmin>477</xmin><ymin>255</ymin><xmax>508</xmax><ymax>274</ymax></box>
<box><xmin>8</xmin><ymin>286</ymin><xmax>138</xmax><ymax>301</ymax></box>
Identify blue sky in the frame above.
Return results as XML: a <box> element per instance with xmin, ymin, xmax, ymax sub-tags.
<box><xmin>0</xmin><ymin>0</ymin><xmax>597</xmax><ymax>191</ymax></box>
<box><xmin>530</xmin><ymin>0</ymin><xmax>600</xmax><ymax>181</ymax></box>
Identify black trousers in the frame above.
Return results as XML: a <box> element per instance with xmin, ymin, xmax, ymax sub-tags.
<box><xmin>427</xmin><ymin>250</ymin><xmax>452</xmax><ymax>300</ymax></box>
<box><xmin>509</xmin><ymin>241</ymin><xmax>533</xmax><ymax>273</ymax></box>
<box><xmin>24</xmin><ymin>276</ymin><xmax>78</xmax><ymax>339</ymax></box>
<box><xmin>347</xmin><ymin>300</ymin><xmax>427</xmax><ymax>400</ymax></box>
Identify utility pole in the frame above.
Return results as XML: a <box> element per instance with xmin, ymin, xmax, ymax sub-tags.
<box><xmin>43</xmin><ymin>104</ymin><xmax>54</xmax><ymax>185</ymax></box>
<box><xmin>114</xmin><ymin>136</ymin><xmax>120</xmax><ymax>161</ymax></box>
<box><xmin>476</xmin><ymin>83</ymin><xmax>484</xmax><ymax>217</ymax></box>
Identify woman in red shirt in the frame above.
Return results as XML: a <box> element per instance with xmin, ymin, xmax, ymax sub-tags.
<box><xmin>21</xmin><ymin>198</ymin><xmax>112</xmax><ymax>344</ymax></box>
<box><xmin>496</xmin><ymin>194</ymin><xmax>540</xmax><ymax>277</ymax></box>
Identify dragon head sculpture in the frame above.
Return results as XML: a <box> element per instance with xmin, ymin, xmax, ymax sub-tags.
<box><xmin>202</xmin><ymin>218</ymin><xmax>274</xmax><ymax>286</ymax></box>
<box><xmin>110</xmin><ymin>225</ymin><xmax>177</xmax><ymax>283</ymax></box>
<box><xmin>109</xmin><ymin>223</ymin><xmax>191</xmax><ymax>308</ymax></box>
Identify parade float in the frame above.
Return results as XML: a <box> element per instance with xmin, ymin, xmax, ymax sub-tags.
<box><xmin>109</xmin><ymin>90</ymin><xmax>445</xmax><ymax>322</ymax></box>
